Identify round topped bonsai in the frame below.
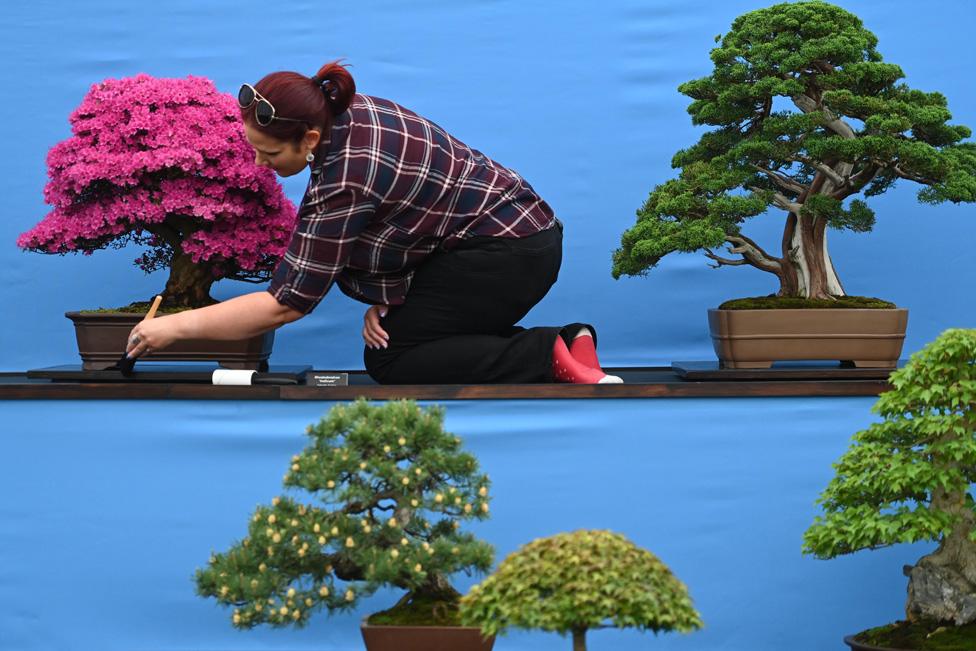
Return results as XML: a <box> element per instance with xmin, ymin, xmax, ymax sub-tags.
<box><xmin>195</xmin><ymin>399</ymin><xmax>494</xmax><ymax>628</ymax></box>
<box><xmin>612</xmin><ymin>1</ymin><xmax>975</xmax><ymax>304</ymax></box>
<box><xmin>803</xmin><ymin>328</ymin><xmax>976</xmax><ymax>650</ymax></box>
<box><xmin>459</xmin><ymin>529</ymin><xmax>702</xmax><ymax>651</ymax></box>
<box><xmin>17</xmin><ymin>73</ymin><xmax>297</xmax><ymax>310</ymax></box>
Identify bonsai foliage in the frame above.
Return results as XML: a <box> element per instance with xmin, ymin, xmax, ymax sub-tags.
<box><xmin>804</xmin><ymin>329</ymin><xmax>976</xmax><ymax>626</ymax></box>
<box><xmin>196</xmin><ymin>399</ymin><xmax>493</xmax><ymax>628</ymax></box>
<box><xmin>460</xmin><ymin>530</ymin><xmax>702</xmax><ymax>651</ymax></box>
<box><xmin>18</xmin><ymin>74</ymin><xmax>297</xmax><ymax>308</ymax></box>
<box><xmin>612</xmin><ymin>1</ymin><xmax>976</xmax><ymax>300</ymax></box>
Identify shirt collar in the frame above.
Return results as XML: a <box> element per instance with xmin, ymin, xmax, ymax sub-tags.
<box><xmin>311</xmin><ymin>108</ymin><xmax>351</xmax><ymax>177</ymax></box>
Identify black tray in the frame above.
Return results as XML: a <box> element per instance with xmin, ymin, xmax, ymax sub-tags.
<box><xmin>671</xmin><ymin>361</ymin><xmax>902</xmax><ymax>381</ymax></box>
<box><xmin>27</xmin><ymin>364</ymin><xmax>312</xmax><ymax>385</ymax></box>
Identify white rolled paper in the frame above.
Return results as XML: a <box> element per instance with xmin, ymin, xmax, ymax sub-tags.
<box><xmin>212</xmin><ymin>369</ymin><xmax>257</xmax><ymax>386</ymax></box>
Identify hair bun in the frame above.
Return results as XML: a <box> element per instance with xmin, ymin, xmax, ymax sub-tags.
<box><xmin>311</xmin><ymin>61</ymin><xmax>355</xmax><ymax>116</ymax></box>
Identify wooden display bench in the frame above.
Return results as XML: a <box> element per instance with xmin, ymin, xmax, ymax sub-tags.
<box><xmin>0</xmin><ymin>361</ymin><xmax>898</xmax><ymax>400</ymax></box>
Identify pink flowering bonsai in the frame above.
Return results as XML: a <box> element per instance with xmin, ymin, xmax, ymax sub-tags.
<box><xmin>18</xmin><ymin>74</ymin><xmax>297</xmax><ymax>309</ymax></box>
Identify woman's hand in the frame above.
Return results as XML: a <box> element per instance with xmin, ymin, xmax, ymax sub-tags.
<box><xmin>362</xmin><ymin>305</ymin><xmax>390</xmax><ymax>349</ymax></box>
<box><xmin>125</xmin><ymin>315</ymin><xmax>180</xmax><ymax>359</ymax></box>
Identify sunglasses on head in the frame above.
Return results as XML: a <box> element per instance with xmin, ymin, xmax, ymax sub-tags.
<box><xmin>238</xmin><ymin>83</ymin><xmax>305</xmax><ymax>127</ymax></box>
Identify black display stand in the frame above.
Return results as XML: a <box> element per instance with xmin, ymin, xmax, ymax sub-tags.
<box><xmin>27</xmin><ymin>364</ymin><xmax>313</xmax><ymax>384</ymax></box>
<box><xmin>3</xmin><ymin>364</ymin><xmax>897</xmax><ymax>400</ymax></box>
<box><xmin>671</xmin><ymin>361</ymin><xmax>902</xmax><ymax>381</ymax></box>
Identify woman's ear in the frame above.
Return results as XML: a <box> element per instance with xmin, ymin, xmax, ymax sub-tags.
<box><xmin>303</xmin><ymin>129</ymin><xmax>321</xmax><ymax>150</ymax></box>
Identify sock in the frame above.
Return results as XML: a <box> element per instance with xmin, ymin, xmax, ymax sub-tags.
<box><xmin>553</xmin><ymin>336</ymin><xmax>623</xmax><ymax>384</ymax></box>
<box><xmin>569</xmin><ymin>329</ymin><xmax>601</xmax><ymax>369</ymax></box>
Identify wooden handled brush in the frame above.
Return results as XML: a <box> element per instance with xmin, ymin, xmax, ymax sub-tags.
<box><xmin>143</xmin><ymin>294</ymin><xmax>163</xmax><ymax>320</ymax></box>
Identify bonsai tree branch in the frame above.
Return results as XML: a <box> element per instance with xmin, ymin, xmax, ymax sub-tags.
<box><xmin>342</xmin><ymin>490</ymin><xmax>398</xmax><ymax>515</ymax></box>
<box><xmin>703</xmin><ymin>249</ymin><xmax>749</xmax><ymax>268</ymax></box>
<box><xmin>728</xmin><ymin>234</ymin><xmax>778</xmax><ymax>264</ymax></box>
<box><xmin>726</xmin><ymin>235</ymin><xmax>782</xmax><ymax>274</ymax></box>
<box><xmin>752</xmin><ymin>164</ymin><xmax>808</xmax><ymax>195</ymax></box>
<box><xmin>892</xmin><ymin>163</ymin><xmax>937</xmax><ymax>185</ymax></box>
<box><xmin>143</xmin><ymin>222</ymin><xmax>183</xmax><ymax>252</ymax></box>
<box><xmin>226</xmin><ymin>276</ymin><xmax>276</xmax><ymax>285</ymax></box>
<box><xmin>789</xmin><ymin>154</ymin><xmax>848</xmax><ymax>187</ymax></box>
<box><xmin>832</xmin><ymin>163</ymin><xmax>882</xmax><ymax>199</ymax></box>
<box><xmin>791</xmin><ymin>93</ymin><xmax>857</xmax><ymax>139</ymax></box>
<box><xmin>749</xmin><ymin>186</ymin><xmax>803</xmax><ymax>213</ymax></box>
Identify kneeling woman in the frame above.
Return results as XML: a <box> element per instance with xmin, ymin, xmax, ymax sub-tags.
<box><xmin>126</xmin><ymin>61</ymin><xmax>620</xmax><ymax>385</ymax></box>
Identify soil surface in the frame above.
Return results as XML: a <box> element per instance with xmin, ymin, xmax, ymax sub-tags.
<box><xmin>856</xmin><ymin>620</ymin><xmax>976</xmax><ymax>651</ymax></box>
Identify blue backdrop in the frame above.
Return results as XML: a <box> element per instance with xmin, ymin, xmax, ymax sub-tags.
<box><xmin>2</xmin><ymin>0</ymin><xmax>974</xmax><ymax>370</ymax></box>
<box><xmin>1</xmin><ymin>398</ymin><xmax>934</xmax><ymax>651</ymax></box>
<box><xmin>1</xmin><ymin>1</ymin><xmax>974</xmax><ymax>651</ymax></box>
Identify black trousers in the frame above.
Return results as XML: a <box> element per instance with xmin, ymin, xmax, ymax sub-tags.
<box><xmin>364</xmin><ymin>223</ymin><xmax>587</xmax><ymax>384</ymax></box>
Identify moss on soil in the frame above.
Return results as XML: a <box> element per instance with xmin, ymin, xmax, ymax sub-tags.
<box><xmin>856</xmin><ymin>620</ymin><xmax>976</xmax><ymax>651</ymax></box>
<box><xmin>367</xmin><ymin>593</ymin><xmax>462</xmax><ymax>627</ymax></box>
<box><xmin>79</xmin><ymin>301</ymin><xmax>196</xmax><ymax>315</ymax></box>
<box><xmin>718</xmin><ymin>295</ymin><xmax>897</xmax><ymax>310</ymax></box>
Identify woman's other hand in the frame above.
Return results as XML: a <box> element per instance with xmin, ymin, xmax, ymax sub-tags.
<box><xmin>363</xmin><ymin>305</ymin><xmax>390</xmax><ymax>349</ymax></box>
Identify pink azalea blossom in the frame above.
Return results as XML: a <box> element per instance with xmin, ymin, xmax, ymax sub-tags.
<box><xmin>18</xmin><ymin>74</ymin><xmax>297</xmax><ymax>284</ymax></box>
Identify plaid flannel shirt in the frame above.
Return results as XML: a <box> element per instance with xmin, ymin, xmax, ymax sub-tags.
<box><xmin>267</xmin><ymin>94</ymin><xmax>556</xmax><ymax>313</ymax></box>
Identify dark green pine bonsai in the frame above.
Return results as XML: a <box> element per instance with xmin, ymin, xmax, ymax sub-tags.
<box><xmin>613</xmin><ymin>1</ymin><xmax>976</xmax><ymax>300</ymax></box>
<box><xmin>195</xmin><ymin>399</ymin><xmax>493</xmax><ymax>628</ymax></box>
<box><xmin>804</xmin><ymin>329</ymin><xmax>976</xmax><ymax>650</ymax></box>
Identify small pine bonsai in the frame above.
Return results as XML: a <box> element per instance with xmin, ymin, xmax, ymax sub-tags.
<box><xmin>17</xmin><ymin>74</ymin><xmax>297</xmax><ymax>310</ymax></box>
<box><xmin>460</xmin><ymin>529</ymin><xmax>702</xmax><ymax>651</ymax></box>
<box><xmin>804</xmin><ymin>329</ymin><xmax>976</xmax><ymax>650</ymax></box>
<box><xmin>612</xmin><ymin>1</ymin><xmax>976</xmax><ymax>301</ymax></box>
<box><xmin>196</xmin><ymin>400</ymin><xmax>493</xmax><ymax>628</ymax></box>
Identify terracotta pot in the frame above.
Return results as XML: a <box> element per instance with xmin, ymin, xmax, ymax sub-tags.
<box><xmin>844</xmin><ymin>633</ymin><xmax>915</xmax><ymax>651</ymax></box>
<box><xmin>361</xmin><ymin>621</ymin><xmax>495</xmax><ymax>651</ymax></box>
<box><xmin>66</xmin><ymin>311</ymin><xmax>274</xmax><ymax>371</ymax></box>
<box><xmin>707</xmin><ymin>308</ymin><xmax>909</xmax><ymax>369</ymax></box>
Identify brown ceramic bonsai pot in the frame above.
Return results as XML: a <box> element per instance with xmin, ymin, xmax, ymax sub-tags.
<box><xmin>708</xmin><ymin>308</ymin><xmax>909</xmax><ymax>369</ymax></box>
<box><xmin>361</xmin><ymin>621</ymin><xmax>495</xmax><ymax>651</ymax></box>
<box><xmin>66</xmin><ymin>311</ymin><xmax>274</xmax><ymax>371</ymax></box>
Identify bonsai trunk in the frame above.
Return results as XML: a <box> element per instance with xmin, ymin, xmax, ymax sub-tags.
<box><xmin>413</xmin><ymin>573</ymin><xmax>462</xmax><ymax>602</ymax></box>
<box><xmin>386</xmin><ymin>572</ymin><xmax>463</xmax><ymax>619</ymax></box>
<box><xmin>164</xmin><ymin>249</ymin><xmax>217</xmax><ymax>309</ymax></box>
<box><xmin>779</xmin><ymin>211</ymin><xmax>845</xmax><ymax>299</ymax></box>
<box><xmin>905</xmin><ymin>486</ymin><xmax>976</xmax><ymax>625</ymax></box>
<box><xmin>572</xmin><ymin>628</ymin><xmax>587</xmax><ymax>651</ymax></box>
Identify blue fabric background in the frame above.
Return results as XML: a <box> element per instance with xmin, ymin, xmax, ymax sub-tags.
<box><xmin>1</xmin><ymin>1</ymin><xmax>974</xmax><ymax>650</ymax></box>
<box><xmin>2</xmin><ymin>0</ymin><xmax>973</xmax><ymax>369</ymax></box>
<box><xmin>1</xmin><ymin>399</ymin><xmax>932</xmax><ymax>651</ymax></box>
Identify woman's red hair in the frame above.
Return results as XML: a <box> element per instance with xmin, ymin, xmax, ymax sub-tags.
<box><xmin>242</xmin><ymin>61</ymin><xmax>356</xmax><ymax>143</ymax></box>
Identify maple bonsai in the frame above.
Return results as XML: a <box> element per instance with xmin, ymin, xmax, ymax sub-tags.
<box><xmin>460</xmin><ymin>529</ymin><xmax>702</xmax><ymax>651</ymax></box>
<box><xmin>612</xmin><ymin>1</ymin><xmax>976</xmax><ymax>301</ymax></box>
<box><xmin>804</xmin><ymin>329</ymin><xmax>976</xmax><ymax>650</ymax></box>
<box><xmin>17</xmin><ymin>73</ymin><xmax>296</xmax><ymax>309</ymax></box>
<box><xmin>196</xmin><ymin>399</ymin><xmax>494</xmax><ymax>628</ymax></box>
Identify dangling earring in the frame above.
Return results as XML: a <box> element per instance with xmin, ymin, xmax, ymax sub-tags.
<box><xmin>306</xmin><ymin>151</ymin><xmax>315</xmax><ymax>163</ymax></box>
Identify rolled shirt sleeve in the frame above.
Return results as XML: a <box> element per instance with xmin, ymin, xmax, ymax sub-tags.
<box><xmin>268</xmin><ymin>187</ymin><xmax>373</xmax><ymax>315</ymax></box>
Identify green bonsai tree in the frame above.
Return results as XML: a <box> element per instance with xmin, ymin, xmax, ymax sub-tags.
<box><xmin>459</xmin><ymin>529</ymin><xmax>702</xmax><ymax>651</ymax></box>
<box><xmin>804</xmin><ymin>329</ymin><xmax>976</xmax><ymax>649</ymax></box>
<box><xmin>196</xmin><ymin>399</ymin><xmax>493</xmax><ymax>628</ymax></box>
<box><xmin>612</xmin><ymin>1</ymin><xmax>976</xmax><ymax>301</ymax></box>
